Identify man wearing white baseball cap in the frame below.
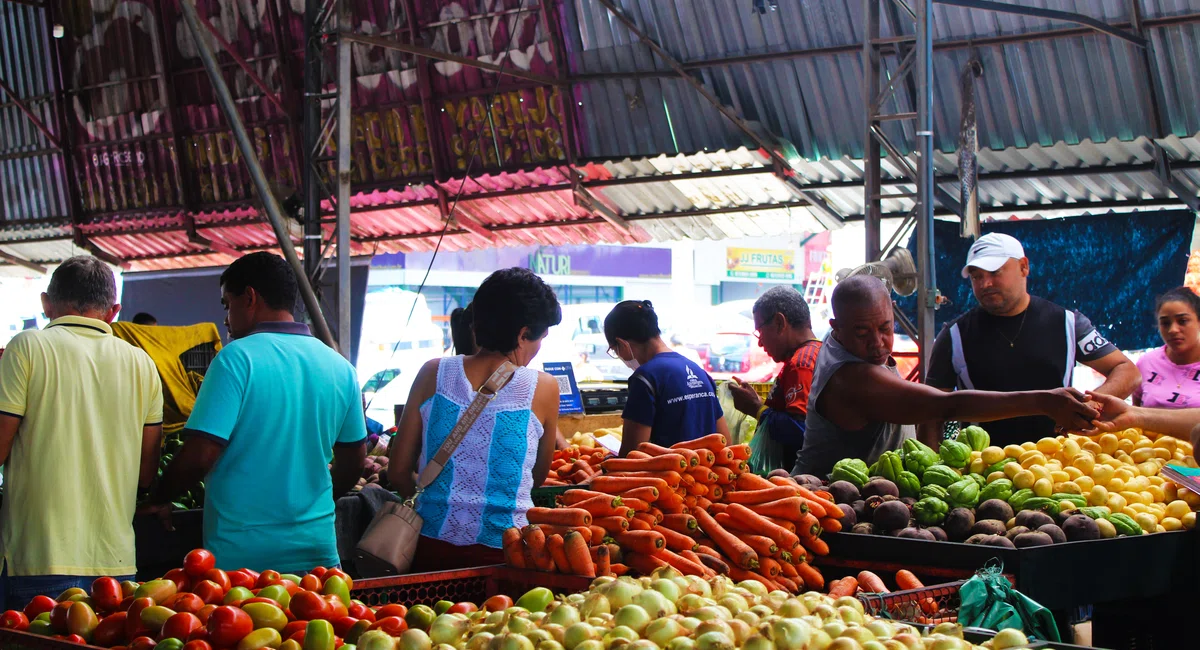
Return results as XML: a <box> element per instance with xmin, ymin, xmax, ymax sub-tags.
<box><xmin>920</xmin><ymin>233</ymin><xmax>1140</xmax><ymax>447</ymax></box>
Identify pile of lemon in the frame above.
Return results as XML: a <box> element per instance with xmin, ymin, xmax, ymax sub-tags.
<box><xmin>968</xmin><ymin>429</ymin><xmax>1198</xmax><ymax>534</ymax></box>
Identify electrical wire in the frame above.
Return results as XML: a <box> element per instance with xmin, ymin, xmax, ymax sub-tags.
<box><xmin>365</xmin><ymin>1</ymin><xmax>538</xmax><ymax>412</ymax></box>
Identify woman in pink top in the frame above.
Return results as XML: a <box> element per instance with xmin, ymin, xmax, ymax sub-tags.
<box><xmin>1135</xmin><ymin>287</ymin><xmax>1200</xmax><ymax>408</ymax></box>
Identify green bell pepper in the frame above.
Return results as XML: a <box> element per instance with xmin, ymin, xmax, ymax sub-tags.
<box><xmin>831</xmin><ymin>458</ymin><xmax>871</xmax><ymax>488</ymax></box>
<box><xmin>979</xmin><ymin>479</ymin><xmax>1014</xmax><ymax>503</ymax></box>
<box><xmin>1019</xmin><ymin>497</ymin><xmax>1061</xmax><ymax>517</ymax></box>
<box><xmin>938</xmin><ymin>439</ymin><xmax>972</xmax><ymax>469</ymax></box>
<box><xmin>1008</xmin><ymin>488</ymin><xmax>1036</xmax><ymax>510</ymax></box>
<box><xmin>955</xmin><ymin>425</ymin><xmax>991</xmax><ymax>452</ymax></box>
<box><xmin>922</xmin><ymin>465</ymin><xmax>962</xmax><ymax>488</ymax></box>
<box><xmin>896</xmin><ymin>470</ymin><xmax>922</xmax><ymax>499</ymax></box>
<box><xmin>946</xmin><ymin>478</ymin><xmax>981</xmax><ymax>509</ymax></box>
<box><xmin>1108</xmin><ymin>513</ymin><xmax>1144</xmax><ymax>536</ymax></box>
<box><xmin>903</xmin><ymin>439</ymin><xmax>940</xmax><ymax>475</ymax></box>
<box><xmin>920</xmin><ymin>484</ymin><xmax>949</xmax><ymax>501</ymax></box>
<box><xmin>913</xmin><ymin>497</ymin><xmax>949</xmax><ymax>526</ymax></box>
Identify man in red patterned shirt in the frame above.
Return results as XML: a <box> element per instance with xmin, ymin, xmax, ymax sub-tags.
<box><xmin>729</xmin><ymin>286</ymin><xmax>822</xmax><ymax>470</ymax></box>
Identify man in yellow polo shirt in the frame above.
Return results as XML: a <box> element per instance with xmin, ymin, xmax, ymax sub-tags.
<box><xmin>0</xmin><ymin>256</ymin><xmax>163</xmax><ymax>609</ymax></box>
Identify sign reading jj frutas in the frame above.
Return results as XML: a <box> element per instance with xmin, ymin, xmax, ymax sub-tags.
<box><xmin>726</xmin><ymin>248</ymin><xmax>796</xmax><ymax>280</ymax></box>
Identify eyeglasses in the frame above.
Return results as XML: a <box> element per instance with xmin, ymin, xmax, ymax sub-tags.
<box><xmin>606</xmin><ymin>346</ymin><xmax>619</xmax><ymax>359</ymax></box>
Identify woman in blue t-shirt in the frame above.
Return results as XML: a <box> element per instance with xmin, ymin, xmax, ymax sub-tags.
<box><xmin>605</xmin><ymin>301</ymin><xmax>731</xmax><ymax>456</ymax></box>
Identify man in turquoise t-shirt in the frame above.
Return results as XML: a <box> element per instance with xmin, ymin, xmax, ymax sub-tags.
<box><xmin>143</xmin><ymin>253</ymin><xmax>366</xmax><ymax>573</ymax></box>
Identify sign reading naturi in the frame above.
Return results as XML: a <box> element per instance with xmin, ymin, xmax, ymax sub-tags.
<box><xmin>726</xmin><ymin>248</ymin><xmax>796</xmax><ymax>280</ymax></box>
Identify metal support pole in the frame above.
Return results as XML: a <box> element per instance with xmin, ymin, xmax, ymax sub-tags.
<box><xmin>335</xmin><ymin>9</ymin><xmax>352</xmax><ymax>360</ymax></box>
<box><xmin>180</xmin><ymin>0</ymin><xmax>336</xmax><ymax>349</ymax></box>
<box><xmin>863</xmin><ymin>0</ymin><xmax>882</xmax><ymax>261</ymax></box>
<box><xmin>303</xmin><ymin>0</ymin><xmax>325</xmax><ymax>284</ymax></box>
<box><xmin>915</xmin><ymin>0</ymin><xmax>937</xmax><ymax>376</ymax></box>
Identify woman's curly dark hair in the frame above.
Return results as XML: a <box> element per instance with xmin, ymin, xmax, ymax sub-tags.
<box><xmin>472</xmin><ymin>268</ymin><xmax>562</xmax><ymax>353</ymax></box>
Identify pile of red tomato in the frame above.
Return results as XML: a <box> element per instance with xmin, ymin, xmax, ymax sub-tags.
<box><xmin>0</xmin><ymin>549</ymin><xmax>504</xmax><ymax>650</ymax></box>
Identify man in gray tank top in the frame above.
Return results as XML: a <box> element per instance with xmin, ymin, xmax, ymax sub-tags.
<box><xmin>792</xmin><ymin>276</ymin><xmax>1100</xmax><ymax>478</ymax></box>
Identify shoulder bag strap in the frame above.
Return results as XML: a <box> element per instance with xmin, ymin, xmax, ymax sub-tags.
<box><xmin>405</xmin><ymin>361</ymin><xmax>517</xmax><ymax>506</ymax></box>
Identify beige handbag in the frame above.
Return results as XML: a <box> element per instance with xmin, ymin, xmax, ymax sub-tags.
<box><xmin>354</xmin><ymin>361</ymin><xmax>516</xmax><ymax>577</ymax></box>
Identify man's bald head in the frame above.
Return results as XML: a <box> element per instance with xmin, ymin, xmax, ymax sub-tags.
<box><xmin>830</xmin><ymin>275</ymin><xmax>894</xmax><ymax>366</ymax></box>
<box><xmin>831</xmin><ymin>275</ymin><xmax>891</xmax><ymax>319</ymax></box>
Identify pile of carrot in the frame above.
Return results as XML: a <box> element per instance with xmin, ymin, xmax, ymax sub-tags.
<box><xmin>543</xmin><ymin>445</ymin><xmax>611</xmax><ymax>486</ymax></box>
<box><xmin>502</xmin><ymin>433</ymin><xmax>835</xmax><ymax>593</ymax></box>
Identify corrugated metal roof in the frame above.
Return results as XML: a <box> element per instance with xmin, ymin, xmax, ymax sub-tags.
<box><xmin>564</xmin><ymin>0</ymin><xmax>1200</xmax><ymax>160</ymax></box>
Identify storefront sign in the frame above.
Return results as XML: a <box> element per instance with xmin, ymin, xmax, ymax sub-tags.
<box><xmin>391</xmin><ymin>245</ymin><xmax>672</xmax><ymax>280</ymax></box>
<box><xmin>726</xmin><ymin>248</ymin><xmax>796</xmax><ymax>281</ymax></box>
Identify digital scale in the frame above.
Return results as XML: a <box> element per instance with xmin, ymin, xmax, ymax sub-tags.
<box><xmin>579</xmin><ymin>382</ymin><xmax>629</xmax><ymax>413</ymax></box>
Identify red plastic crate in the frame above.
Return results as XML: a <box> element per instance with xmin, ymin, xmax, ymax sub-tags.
<box><xmin>0</xmin><ymin>565</ymin><xmax>592</xmax><ymax>650</ymax></box>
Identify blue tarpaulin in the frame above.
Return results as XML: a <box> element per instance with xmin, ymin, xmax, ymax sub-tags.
<box><xmin>899</xmin><ymin>211</ymin><xmax>1195</xmax><ymax>352</ymax></box>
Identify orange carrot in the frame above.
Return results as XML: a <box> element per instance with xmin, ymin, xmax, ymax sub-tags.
<box><xmin>680</xmin><ymin>473</ymin><xmax>696</xmax><ymax>487</ymax></box>
<box><xmin>618</xmin><ymin>486</ymin><xmax>660</xmax><ymax>502</ymax></box>
<box><xmin>740</xmin><ymin>534</ymin><xmax>779</xmax><ymax>558</ymax></box>
<box><xmin>621</xmin><ymin>498</ymin><xmax>652</xmax><ymax>512</ymax></box>
<box><xmin>683</xmin><ymin>495</ymin><xmax>698</xmax><ymax>510</ymax></box>
<box><xmin>728</xmin><ymin>444</ymin><xmax>751</xmax><ymax>460</ymax></box>
<box><xmin>672</xmin><ymin>433</ymin><xmax>727</xmax><ymax>452</ymax></box>
<box><xmin>709</xmin><ymin>486</ymin><xmax>723</xmax><ymax>501</ymax></box>
<box><xmin>896</xmin><ymin>570</ymin><xmax>924</xmax><ymax>590</ymax></box>
<box><xmin>694</xmin><ymin>507</ymin><xmax>758</xmax><ymax>570</ymax></box>
<box><xmin>800</xmin><ymin>535</ymin><xmax>829</xmax><ymax>557</ymax></box>
<box><xmin>685</xmin><ymin>482</ymin><xmax>709</xmax><ymax>497</ymax></box>
<box><xmin>694</xmin><ymin>542</ymin><xmax>721</xmax><ymax>559</ymax></box>
<box><xmin>602</xmin><ymin>455</ymin><xmax>689</xmax><ymax>473</ymax></box>
<box><xmin>828</xmin><ymin>577</ymin><xmax>858</xmax><ymax>597</ymax></box>
<box><xmin>654</xmin><ymin>548</ymin><xmax>708</xmax><ymax>577</ymax></box>
<box><xmin>795</xmin><ymin>486</ymin><xmax>840</xmax><ymax>515</ymax></box>
<box><xmin>623</xmin><ymin>552</ymin><xmax>668</xmax><ymax>575</ymax></box>
<box><xmin>857</xmin><ymin>571</ymin><xmax>888</xmax><ymax>594</ymax></box>
<box><xmin>527</xmin><ymin>507</ymin><xmax>592</xmax><ymax>527</ymax></box>
<box><xmin>614</xmin><ymin>530</ymin><xmax>666</xmax><ymax>555</ymax></box>
<box><xmin>522</xmin><ymin>525</ymin><xmax>554</xmax><ymax>572</ymax></box>
<box><xmin>626</xmin><ymin>517</ymin><xmax>652</xmax><ymax>532</ymax></box>
<box><xmin>775</xmin><ymin>576</ymin><xmax>799</xmax><ymax>593</ymax></box>
<box><xmin>736</xmin><ymin>473</ymin><xmax>779</xmax><ymax>491</ymax></box>
<box><xmin>563</xmin><ymin>531</ymin><xmax>595</xmax><ymax>577</ymax></box>
<box><xmin>560</xmin><ymin>489</ymin><xmax>619</xmax><ymax>505</ymax></box>
<box><xmin>694</xmin><ymin>552</ymin><xmax>729</xmax><ymax>576</ymax></box>
<box><xmin>687</xmin><ymin>467</ymin><xmax>718</xmax><ymax>483</ymax></box>
<box><xmin>633</xmin><ymin>513</ymin><xmax>659</xmax><ymax>528</ymax></box>
<box><xmin>712</xmin><ymin>466</ymin><xmax>737</xmax><ymax>484</ymax></box>
<box><xmin>571</xmin><ymin>495</ymin><xmax>631</xmax><ymax>518</ymax></box>
<box><xmin>660</xmin><ymin>514</ymin><xmax>699</xmax><ymax>534</ymax></box>
<box><xmin>655</xmin><ymin>491</ymin><xmax>685</xmax><ymax>512</ymax></box>
<box><xmin>694</xmin><ymin>448</ymin><xmax>717</xmax><ymax>467</ymax></box>
<box><xmin>502</xmin><ymin>527</ymin><xmax>526</xmax><ymax>569</ymax></box>
<box><xmin>610</xmin><ymin>563</ymin><xmax>629</xmax><ymax>576</ymax></box>
<box><xmin>796</xmin><ymin>562</ymin><xmax>824</xmax><ymax>591</ymax></box>
<box><xmin>747</xmin><ymin>497</ymin><xmax>811</xmax><ymax>520</ymax></box>
<box><xmin>819</xmin><ymin>517</ymin><xmax>842</xmax><ymax>534</ymax></box>
<box><xmin>759</xmin><ymin>556</ymin><xmax>782</xmax><ymax>578</ymax></box>
<box><xmin>720</xmin><ymin>459</ymin><xmax>749</xmax><ymax>473</ymax></box>
<box><xmin>714</xmin><ymin>448</ymin><xmax>737</xmax><ymax>464</ymax></box>
<box><xmin>654</xmin><ymin>525</ymin><xmax>699</xmax><ymax>553</ymax></box>
<box><xmin>594</xmin><ymin>516</ymin><xmax>631</xmax><ymax>535</ymax></box>
<box><xmin>590</xmin><ymin>476</ymin><xmax>671</xmax><ymax>494</ymax></box>
<box><xmin>724</xmin><ymin>485</ymin><xmax>799</xmax><ymax>505</ymax></box>
<box><xmin>765</xmin><ymin>516</ymin><xmax>798</xmax><ymax>534</ymax></box>
<box><xmin>779</xmin><ymin>561</ymin><xmax>799</xmax><ymax>580</ymax></box>
<box><xmin>727</xmin><ymin>503</ymin><xmax>800</xmax><ymax>549</ymax></box>
<box><xmin>592</xmin><ymin>544</ymin><xmax>611</xmax><ymax>577</ymax></box>
<box><xmin>627</xmin><ymin>450</ymin><xmax>652</xmax><ymax>459</ymax></box>
<box><xmin>569</xmin><ymin>469</ymin><xmax>594</xmax><ymax>484</ymax></box>
<box><xmin>535</xmin><ymin>525</ymin><xmax>592</xmax><ymax>544</ymax></box>
<box><xmin>590</xmin><ymin>525</ymin><xmax>607</xmax><ymax>542</ymax></box>
<box><xmin>796</xmin><ymin>512</ymin><xmax>821</xmax><ymax>539</ymax></box>
<box><xmin>546</xmin><ymin>534</ymin><xmax>571</xmax><ymax>573</ymax></box>
<box><xmin>638</xmin><ymin>442</ymin><xmax>699</xmax><ymax>467</ymax></box>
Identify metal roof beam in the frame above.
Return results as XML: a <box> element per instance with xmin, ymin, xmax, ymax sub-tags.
<box><xmin>0</xmin><ymin>248</ymin><xmax>47</xmax><ymax>274</ymax></box>
<box><xmin>0</xmin><ymin>76</ymin><xmax>61</xmax><ymax>149</ymax></box>
<box><xmin>567</xmin><ymin>13</ymin><xmax>1200</xmax><ymax>83</ymax></box>
<box><xmin>435</xmin><ymin>185</ymin><xmax>495</xmax><ymax>242</ymax></box>
<box><xmin>934</xmin><ymin>0</ymin><xmax>1145</xmax><ymax>47</ymax></box>
<box><xmin>592</xmin><ymin>0</ymin><xmax>844</xmax><ymax>231</ymax></box>
<box><xmin>188</xmin><ymin>8</ymin><xmax>290</xmax><ymax>117</ymax></box>
<box><xmin>339</xmin><ymin>33</ymin><xmax>561</xmax><ymax>87</ymax></box>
